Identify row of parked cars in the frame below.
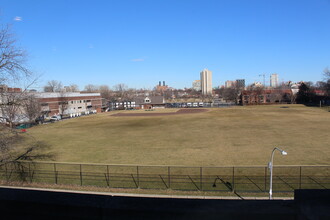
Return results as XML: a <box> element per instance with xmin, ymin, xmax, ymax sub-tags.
<box><xmin>166</xmin><ymin>102</ymin><xmax>209</xmax><ymax>108</ymax></box>
<box><xmin>49</xmin><ymin>110</ymin><xmax>98</xmax><ymax>122</ymax></box>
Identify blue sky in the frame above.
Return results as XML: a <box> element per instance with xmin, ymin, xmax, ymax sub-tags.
<box><xmin>1</xmin><ymin>0</ymin><xmax>330</xmax><ymax>90</ymax></box>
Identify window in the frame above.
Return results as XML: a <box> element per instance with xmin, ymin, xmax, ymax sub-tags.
<box><xmin>145</xmin><ymin>97</ymin><xmax>150</xmax><ymax>103</ymax></box>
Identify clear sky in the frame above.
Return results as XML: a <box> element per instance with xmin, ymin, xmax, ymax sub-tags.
<box><xmin>1</xmin><ymin>0</ymin><xmax>330</xmax><ymax>90</ymax></box>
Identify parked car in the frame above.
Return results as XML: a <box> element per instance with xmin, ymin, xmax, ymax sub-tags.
<box><xmin>50</xmin><ymin>115</ymin><xmax>61</xmax><ymax>121</ymax></box>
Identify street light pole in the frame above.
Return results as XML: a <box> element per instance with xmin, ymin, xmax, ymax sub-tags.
<box><xmin>268</xmin><ymin>147</ymin><xmax>287</xmax><ymax>200</ymax></box>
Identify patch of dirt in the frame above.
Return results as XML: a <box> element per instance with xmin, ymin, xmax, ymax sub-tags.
<box><xmin>111</xmin><ymin>108</ymin><xmax>208</xmax><ymax>117</ymax></box>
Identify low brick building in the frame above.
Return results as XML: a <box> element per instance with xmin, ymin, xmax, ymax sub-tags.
<box><xmin>36</xmin><ymin>92</ymin><xmax>102</xmax><ymax>117</ymax></box>
<box><xmin>241</xmin><ymin>89</ymin><xmax>292</xmax><ymax>105</ymax></box>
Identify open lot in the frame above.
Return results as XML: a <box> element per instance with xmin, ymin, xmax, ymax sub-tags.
<box><xmin>27</xmin><ymin>105</ymin><xmax>330</xmax><ymax>166</ymax></box>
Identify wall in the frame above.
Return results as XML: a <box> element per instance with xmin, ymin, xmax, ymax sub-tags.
<box><xmin>0</xmin><ymin>187</ymin><xmax>328</xmax><ymax>219</ymax></box>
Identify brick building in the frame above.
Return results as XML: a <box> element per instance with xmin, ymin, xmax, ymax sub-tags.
<box><xmin>156</xmin><ymin>81</ymin><xmax>169</xmax><ymax>93</ymax></box>
<box><xmin>35</xmin><ymin>92</ymin><xmax>102</xmax><ymax>117</ymax></box>
<box><xmin>0</xmin><ymin>85</ymin><xmax>22</xmax><ymax>93</ymax></box>
<box><xmin>241</xmin><ymin>89</ymin><xmax>292</xmax><ymax>105</ymax></box>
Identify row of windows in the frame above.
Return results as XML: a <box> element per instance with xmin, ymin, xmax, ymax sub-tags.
<box><xmin>41</xmin><ymin>100</ymin><xmax>92</xmax><ymax>106</ymax></box>
<box><xmin>70</xmin><ymin>100</ymin><xmax>91</xmax><ymax>104</ymax></box>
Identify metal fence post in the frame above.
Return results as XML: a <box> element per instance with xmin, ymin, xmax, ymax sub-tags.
<box><xmin>28</xmin><ymin>163</ymin><xmax>31</xmax><ymax>182</ymax></box>
<box><xmin>4</xmin><ymin>163</ymin><xmax>8</xmax><ymax>181</ymax></box>
<box><xmin>265</xmin><ymin>167</ymin><xmax>267</xmax><ymax>192</ymax></box>
<box><xmin>299</xmin><ymin>166</ymin><xmax>302</xmax><ymax>189</ymax></box>
<box><xmin>168</xmin><ymin>166</ymin><xmax>171</xmax><ymax>189</ymax></box>
<box><xmin>232</xmin><ymin>167</ymin><xmax>235</xmax><ymax>192</ymax></box>
<box><xmin>200</xmin><ymin>167</ymin><xmax>203</xmax><ymax>191</ymax></box>
<box><xmin>54</xmin><ymin>163</ymin><xmax>58</xmax><ymax>184</ymax></box>
<box><xmin>80</xmin><ymin>164</ymin><xmax>83</xmax><ymax>186</ymax></box>
<box><xmin>137</xmin><ymin>166</ymin><xmax>140</xmax><ymax>188</ymax></box>
<box><xmin>107</xmin><ymin>165</ymin><xmax>110</xmax><ymax>187</ymax></box>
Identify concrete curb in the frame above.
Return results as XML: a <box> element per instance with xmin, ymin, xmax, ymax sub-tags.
<box><xmin>0</xmin><ymin>185</ymin><xmax>293</xmax><ymax>200</ymax></box>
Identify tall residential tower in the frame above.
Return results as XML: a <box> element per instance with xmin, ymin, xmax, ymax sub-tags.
<box><xmin>270</xmin><ymin>74</ymin><xmax>279</xmax><ymax>88</ymax></box>
<box><xmin>200</xmin><ymin>69</ymin><xmax>212</xmax><ymax>95</ymax></box>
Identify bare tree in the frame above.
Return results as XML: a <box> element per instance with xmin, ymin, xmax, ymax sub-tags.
<box><xmin>269</xmin><ymin>93</ymin><xmax>278</xmax><ymax>103</ymax></box>
<box><xmin>84</xmin><ymin>84</ymin><xmax>98</xmax><ymax>92</ymax></box>
<box><xmin>0</xmin><ymin>23</ymin><xmax>53</xmax><ymax>168</ymax></box>
<box><xmin>113</xmin><ymin>83</ymin><xmax>130</xmax><ymax>100</ymax></box>
<box><xmin>0</xmin><ymin>25</ymin><xmax>30</xmax><ymax>85</ymax></box>
<box><xmin>0</xmin><ymin>91</ymin><xmax>26</xmax><ymax>128</ymax></box>
<box><xmin>324</xmin><ymin>67</ymin><xmax>330</xmax><ymax>80</ymax></box>
<box><xmin>65</xmin><ymin>84</ymin><xmax>79</xmax><ymax>92</ymax></box>
<box><xmin>245</xmin><ymin>84</ymin><xmax>264</xmax><ymax>104</ymax></box>
<box><xmin>58</xmin><ymin>91</ymin><xmax>69</xmax><ymax>117</ymax></box>
<box><xmin>22</xmin><ymin>93</ymin><xmax>41</xmax><ymax>123</ymax></box>
<box><xmin>220</xmin><ymin>83</ymin><xmax>243</xmax><ymax>104</ymax></box>
<box><xmin>114</xmin><ymin>83</ymin><xmax>128</xmax><ymax>93</ymax></box>
<box><xmin>99</xmin><ymin>85</ymin><xmax>112</xmax><ymax>100</ymax></box>
<box><xmin>43</xmin><ymin>80</ymin><xmax>63</xmax><ymax>92</ymax></box>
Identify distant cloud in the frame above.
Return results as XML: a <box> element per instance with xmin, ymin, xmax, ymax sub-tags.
<box><xmin>131</xmin><ymin>58</ymin><xmax>145</xmax><ymax>62</ymax></box>
<box><xmin>14</xmin><ymin>16</ymin><xmax>22</xmax><ymax>21</ymax></box>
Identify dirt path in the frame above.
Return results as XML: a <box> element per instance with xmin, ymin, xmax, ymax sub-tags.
<box><xmin>111</xmin><ymin>108</ymin><xmax>208</xmax><ymax>117</ymax></box>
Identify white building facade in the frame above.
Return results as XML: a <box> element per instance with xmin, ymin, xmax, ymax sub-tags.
<box><xmin>270</xmin><ymin>74</ymin><xmax>279</xmax><ymax>88</ymax></box>
<box><xmin>200</xmin><ymin>69</ymin><xmax>212</xmax><ymax>95</ymax></box>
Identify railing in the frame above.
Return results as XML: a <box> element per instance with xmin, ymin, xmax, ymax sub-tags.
<box><xmin>0</xmin><ymin>161</ymin><xmax>329</xmax><ymax>193</ymax></box>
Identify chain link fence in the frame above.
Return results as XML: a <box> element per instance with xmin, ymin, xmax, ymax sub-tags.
<box><xmin>0</xmin><ymin>161</ymin><xmax>329</xmax><ymax>193</ymax></box>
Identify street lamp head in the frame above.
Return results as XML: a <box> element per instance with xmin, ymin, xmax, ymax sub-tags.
<box><xmin>274</xmin><ymin>147</ymin><xmax>287</xmax><ymax>156</ymax></box>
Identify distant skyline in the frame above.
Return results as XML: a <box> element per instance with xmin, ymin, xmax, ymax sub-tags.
<box><xmin>1</xmin><ymin>0</ymin><xmax>330</xmax><ymax>90</ymax></box>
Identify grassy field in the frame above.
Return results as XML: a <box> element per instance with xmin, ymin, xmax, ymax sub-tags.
<box><xmin>27</xmin><ymin>105</ymin><xmax>330</xmax><ymax>166</ymax></box>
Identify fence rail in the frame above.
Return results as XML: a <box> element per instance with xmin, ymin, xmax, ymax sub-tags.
<box><xmin>0</xmin><ymin>161</ymin><xmax>329</xmax><ymax>193</ymax></box>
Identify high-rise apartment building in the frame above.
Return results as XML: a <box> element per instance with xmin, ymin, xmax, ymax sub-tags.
<box><xmin>270</xmin><ymin>74</ymin><xmax>279</xmax><ymax>88</ymax></box>
<box><xmin>192</xmin><ymin>80</ymin><xmax>201</xmax><ymax>91</ymax></box>
<box><xmin>200</xmin><ymin>69</ymin><xmax>212</xmax><ymax>95</ymax></box>
<box><xmin>236</xmin><ymin>79</ymin><xmax>245</xmax><ymax>89</ymax></box>
<box><xmin>225</xmin><ymin>80</ymin><xmax>235</xmax><ymax>88</ymax></box>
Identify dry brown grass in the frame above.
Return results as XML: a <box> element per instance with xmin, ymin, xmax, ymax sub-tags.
<box><xmin>27</xmin><ymin>105</ymin><xmax>330</xmax><ymax>166</ymax></box>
